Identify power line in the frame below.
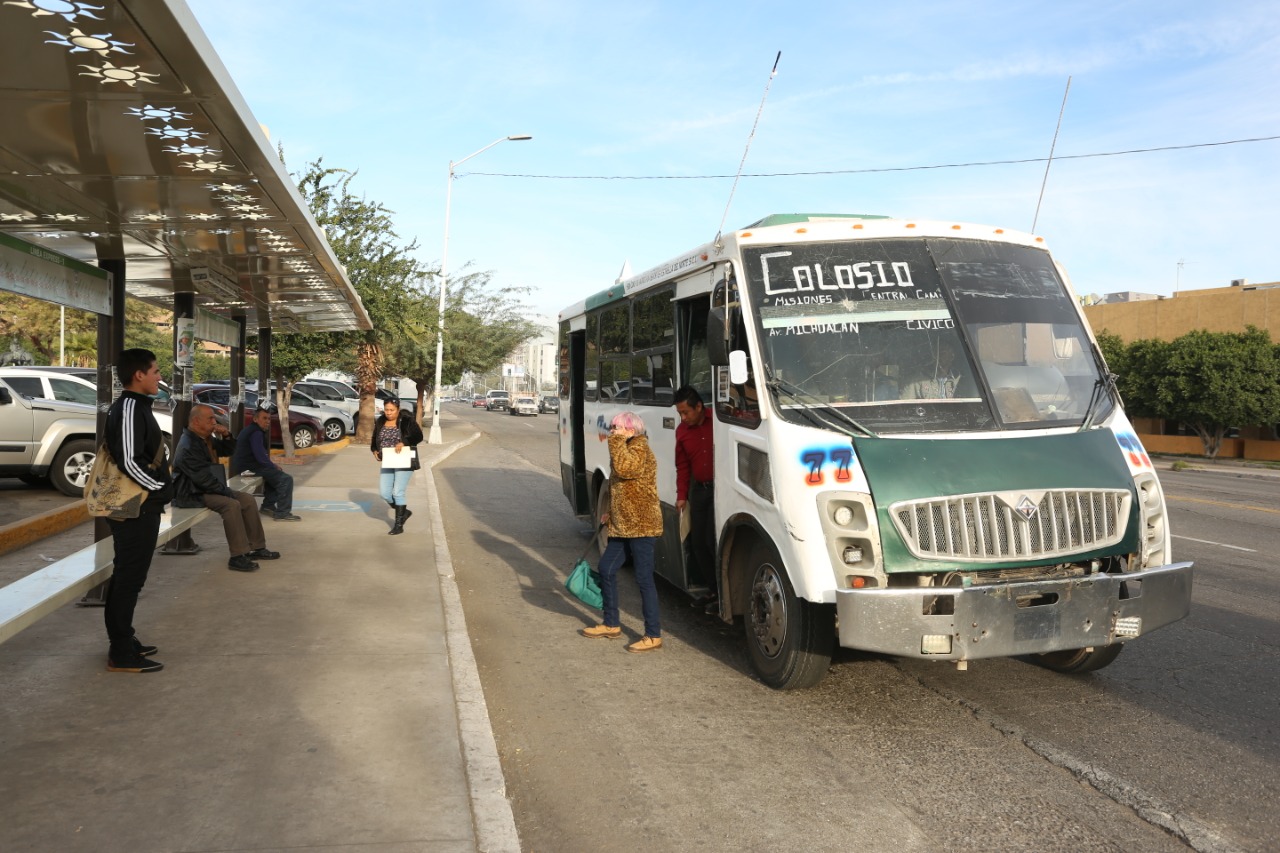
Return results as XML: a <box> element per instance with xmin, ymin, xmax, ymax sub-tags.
<box><xmin>465</xmin><ymin>134</ymin><xmax>1280</xmax><ymax>181</ymax></box>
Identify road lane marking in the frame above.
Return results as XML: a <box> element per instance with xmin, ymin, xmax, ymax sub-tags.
<box><xmin>1165</xmin><ymin>494</ymin><xmax>1280</xmax><ymax>515</ymax></box>
<box><xmin>1171</xmin><ymin>535</ymin><xmax>1256</xmax><ymax>553</ymax></box>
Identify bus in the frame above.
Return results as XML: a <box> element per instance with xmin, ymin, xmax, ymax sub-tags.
<box><xmin>557</xmin><ymin>213</ymin><xmax>1193</xmax><ymax>689</ymax></box>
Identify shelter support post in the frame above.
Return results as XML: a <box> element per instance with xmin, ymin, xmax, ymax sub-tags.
<box><xmin>81</xmin><ymin>259</ymin><xmax>126</xmax><ymax>607</ymax></box>
<box><xmin>162</xmin><ymin>291</ymin><xmax>200</xmax><ymax>555</ymax></box>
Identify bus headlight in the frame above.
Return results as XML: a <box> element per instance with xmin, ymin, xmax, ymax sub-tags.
<box><xmin>842</xmin><ymin>545</ymin><xmax>864</xmax><ymax>564</ymax></box>
<box><xmin>833</xmin><ymin>505</ymin><xmax>855</xmax><ymax>526</ymax></box>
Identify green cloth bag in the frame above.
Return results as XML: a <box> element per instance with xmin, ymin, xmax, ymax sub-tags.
<box><xmin>564</xmin><ymin>524</ymin><xmax>604</xmax><ymax>609</ymax></box>
<box><xmin>565</xmin><ymin>558</ymin><xmax>603</xmax><ymax>609</ymax></box>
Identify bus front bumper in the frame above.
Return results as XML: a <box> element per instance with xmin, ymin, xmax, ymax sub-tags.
<box><xmin>834</xmin><ymin>562</ymin><xmax>1193</xmax><ymax>660</ymax></box>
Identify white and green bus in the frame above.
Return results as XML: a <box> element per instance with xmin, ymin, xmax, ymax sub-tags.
<box><xmin>558</xmin><ymin>213</ymin><xmax>1193</xmax><ymax>689</ymax></box>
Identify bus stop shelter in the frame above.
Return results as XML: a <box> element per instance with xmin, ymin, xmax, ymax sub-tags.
<box><xmin>0</xmin><ymin>0</ymin><xmax>372</xmax><ymax>407</ymax></box>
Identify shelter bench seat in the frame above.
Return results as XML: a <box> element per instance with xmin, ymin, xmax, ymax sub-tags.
<box><xmin>0</xmin><ymin>473</ymin><xmax>262</xmax><ymax>645</ymax></box>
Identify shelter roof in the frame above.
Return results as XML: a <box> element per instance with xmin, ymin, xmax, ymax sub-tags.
<box><xmin>0</xmin><ymin>0</ymin><xmax>371</xmax><ymax>333</ymax></box>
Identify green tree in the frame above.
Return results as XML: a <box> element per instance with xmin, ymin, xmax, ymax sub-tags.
<box><xmin>1157</xmin><ymin>327</ymin><xmax>1280</xmax><ymax>457</ymax></box>
<box><xmin>385</xmin><ymin>269</ymin><xmax>540</xmax><ymax>420</ymax></box>
<box><xmin>291</xmin><ymin>157</ymin><xmax>429</xmax><ymax>441</ymax></box>
<box><xmin>0</xmin><ymin>293</ymin><xmax>95</xmax><ymax>364</ymax></box>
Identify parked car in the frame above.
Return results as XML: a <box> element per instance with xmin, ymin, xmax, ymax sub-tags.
<box><xmin>304</xmin><ymin>377</ymin><xmax>359</xmax><ymax>400</ymax></box>
<box><xmin>375</xmin><ymin>386</ymin><xmax>415</xmax><ymax>414</ymax></box>
<box><xmin>471</xmin><ymin>395</ymin><xmax>486</xmax><ymax>408</ymax></box>
<box><xmin>280</xmin><ymin>387</ymin><xmax>353</xmax><ymax>440</ymax></box>
<box><xmin>192</xmin><ymin>385</ymin><xmax>325</xmax><ymax>449</ymax></box>
<box><xmin>295</xmin><ymin>380</ymin><xmax>359</xmax><ymax>421</ymax></box>
<box><xmin>485</xmin><ymin>390</ymin><xmax>510</xmax><ymax>412</ymax></box>
<box><xmin>538</xmin><ymin>396</ymin><xmax>560</xmax><ymax>414</ymax></box>
<box><xmin>510</xmin><ymin>395</ymin><xmax>538</xmax><ymax>416</ymax></box>
<box><xmin>0</xmin><ymin>377</ymin><xmax>99</xmax><ymax>496</ymax></box>
<box><xmin>1</xmin><ymin>367</ymin><xmax>174</xmax><ymax>447</ymax></box>
<box><xmin>231</xmin><ymin>384</ymin><xmax>353</xmax><ymax>440</ymax></box>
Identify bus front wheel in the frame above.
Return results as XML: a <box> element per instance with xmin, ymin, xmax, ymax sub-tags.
<box><xmin>744</xmin><ymin>546</ymin><xmax>834</xmax><ymax>690</ymax></box>
<box><xmin>592</xmin><ymin>479</ymin><xmax>610</xmax><ymax>557</ymax></box>
<box><xmin>1031</xmin><ymin>644</ymin><xmax>1124</xmax><ymax>673</ymax></box>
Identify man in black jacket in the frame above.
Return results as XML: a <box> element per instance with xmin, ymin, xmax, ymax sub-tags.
<box><xmin>103</xmin><ymin>349</ymin><xmax>173</xmax><ymax>673</ymax></box>
<box><xmin>173</xmin><ymin>404</ymin><xmax>280</xmax><ymax>572</ymax></box>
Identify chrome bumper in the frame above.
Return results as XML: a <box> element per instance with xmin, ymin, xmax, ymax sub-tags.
<box><xmin>835</xmin><ymin>562</ymin><xmax>1193</xmax><ymax>660</ymax></box>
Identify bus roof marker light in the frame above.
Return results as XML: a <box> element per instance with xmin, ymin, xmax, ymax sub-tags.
<box><xmin>740</xmin><ymin>231</ymin><xmax>752</xmax><ymax>238</ymax></box>
<box><xmin>852</xmin><ymin>224</ymin><xmax>863</xmax><ymax>229</ymax></box>
<box><xmin>951</xmin><ymin>224</ymin><xmax>962</xmax><ymax>230</ymax></box>
<box><xmin>905</xmin><ymin>223</ymin><xmax>916</xmax><ymax>229</ymax></box>
<box><xmin>1035</xmin><ymin>237</ymin><xmax>1045</xmax><ymax>243</ymax></box>
<box><xmin>795</xmin><ymin>227</ymin><xmax>807</xmax><ymax>233</ymax></box>
<box><xmin>994</xmin><ymin>229</ymin><xmax>1005</xmax><ymax>234</ymax></box>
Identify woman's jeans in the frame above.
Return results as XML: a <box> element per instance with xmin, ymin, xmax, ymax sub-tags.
<box><xmin>379</xmin><ymin>468</ymin><xmax>413</xmax><ymax>506</ymax></box>
<box><xmin>598</xmin><ymin>536</ymin><xmax>661</xmax><ymax>638</ymax></box>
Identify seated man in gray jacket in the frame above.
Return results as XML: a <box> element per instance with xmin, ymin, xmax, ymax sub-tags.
<box><xmin>172</xmin><ymin>405</ymin><xmax>281</xmax><ymax>572</ymax></box>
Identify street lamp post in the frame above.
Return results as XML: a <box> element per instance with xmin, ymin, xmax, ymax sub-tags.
<box><xmin>427</xmin><ymin>134</ymin><xmax>532</xmax><ymax>444</ymax></box>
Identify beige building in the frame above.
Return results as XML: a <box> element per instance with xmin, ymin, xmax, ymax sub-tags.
<box><xmin>1083</xmin><ymin>279</ymin><xmax>1280</xmax><ymax>344</ymax></box>
<box><xmin>1082</xmin><ymin>279</ymin><xmax>1280</xmax><ymax>460</ymax></box>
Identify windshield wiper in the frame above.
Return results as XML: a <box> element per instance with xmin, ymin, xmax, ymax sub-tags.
<box><xmin>1079</xmin><ymin>344</ymin><xmax>1118</xmax><ymax>431</ymax></box>
<box><xmin>766</xmin><ymin>371</ymin><xmax>878</xmax><ymax>438</ymax></box>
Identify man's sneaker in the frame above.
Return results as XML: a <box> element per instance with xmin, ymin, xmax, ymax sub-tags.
<box><xmin>273</xmin><ymin>513</ymin><xmax>302</xmax><ymax>521</ymax></box>
<box><xmin>626</xmin><ymin>636</ymin><xmax>663</xmax><ymax>654</ymax></box>
<box><xmin>260</xmin><ymin>504</ymin><xmax>276</xmax><ymax>514</ymax></box>
<box><xmin>107</xmin><ymin>655</ymin><xmax>164</xmax><ymax>673</ymax></box>
<box><xmin>248</xmin><ymin>548</ymin><xmax>280</xmax><ymax>560</ymax></box>
<box><xmin>580</xmin><ymin>624</ymin><xmax>622</xmax><ymax>639</ymax></box>
<box><xmin>133</xmin><ymin>637</ymin><xmax>158</xmax><ymax>657</ymax></box>
<box><xmin>228</xmin><ymin>555</ymin><xmax>260</xmax><ymax>572</ymax></box>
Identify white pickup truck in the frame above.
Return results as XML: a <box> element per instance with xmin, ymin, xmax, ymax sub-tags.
<box><xmin>0</xmin><ymin>377</ymin><xmax>101</xmax><ymax>496</ymax></box>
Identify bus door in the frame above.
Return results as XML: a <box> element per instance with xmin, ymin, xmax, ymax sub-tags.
<box><xmin>561</xmin><ymin>326</ymin><xmax>589</xmax><ymax>514</ymax></box>
<box><xmin>672</xmin><ymin>294</ymin><xmax>715</xmax><ymax>590</ymax></box>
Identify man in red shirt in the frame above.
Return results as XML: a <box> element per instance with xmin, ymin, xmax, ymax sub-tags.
<box><xmin>674</xmin><ymin>386</ymin><xmax>717</xmax><ymax>612</ymax></box>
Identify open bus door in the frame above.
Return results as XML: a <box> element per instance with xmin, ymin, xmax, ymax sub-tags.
<box><xmin>560</xmin><ymin>325</ymin><xmax>589</xmax><ymax>514</ymax></box>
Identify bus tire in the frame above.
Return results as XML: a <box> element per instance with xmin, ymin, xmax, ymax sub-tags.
<box><xmin>592</xmin><ymin>479</ymin><xmax>610</xmax><ymax>557</ymax></box>
<box><xmin>1031</xmin><ymin>643</ymin><xmax>1123</xmax><ymax>673</ymax></box>
<box><xmin>744</xmin><ymin>545</ymin><xmax>833</xmax><ymax>690</ymax></box>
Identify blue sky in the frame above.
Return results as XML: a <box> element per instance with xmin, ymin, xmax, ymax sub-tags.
<box><xmin>187</xmin><ymin>0</ymin><xmax>1280</xmax><ymax>321</ymax></box>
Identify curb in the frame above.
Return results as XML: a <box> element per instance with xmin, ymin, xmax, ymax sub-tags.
<box><xmin>0</xmin><ymin>500</ymin><xmax>89</xmax><ymax>558</ymax></box>
<box><xmin>424</xmin><ymin>431</ymin><xmax>520</xmax><ymax>852</ymax></box>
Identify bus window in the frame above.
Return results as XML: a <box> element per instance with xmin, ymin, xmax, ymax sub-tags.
<box><xmin>584</xmin><ymin>313</ymin><xmax>600</xmax><ymax>401</ymax></box>
<box><xmin>718</xmin><ymin>311</ymin><xmax>761</xmax><ymax>425</ymax></box>
<box><xmin>678</xmin><ymin>298</ymin><xmax>712</xmax><ymax>405</ymax></box>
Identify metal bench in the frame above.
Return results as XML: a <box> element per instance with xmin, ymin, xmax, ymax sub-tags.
<box><xmin>0</xmin><ymin>472</ymin><xmax>261</xmax><ymax>645</ymax></box>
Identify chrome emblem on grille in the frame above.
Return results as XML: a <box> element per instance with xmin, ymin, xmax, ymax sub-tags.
<box><xmin>1015</xmin><ymin>496</ymin><xmax>1039</xmax><ymax>520</ymax></box>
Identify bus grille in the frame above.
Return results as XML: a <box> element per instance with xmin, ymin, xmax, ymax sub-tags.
<box><xmin>890</xmin><ymin>489</ymin><xmax>1130</xmax><ymax>562</ymax></box>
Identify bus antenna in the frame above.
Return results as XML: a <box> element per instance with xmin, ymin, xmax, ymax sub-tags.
<box><xmin>714</xmin><ymin>51</ymin><xmax>781</xmax><ymax>253</ymax></box>
<box><xmin>1031</xmin><ymin>76</ymin><xmax>1071</xmax><ymax>234</ymax></box>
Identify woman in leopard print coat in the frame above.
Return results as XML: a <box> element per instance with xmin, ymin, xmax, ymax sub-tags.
<box><xmin>579</xmin><ymin>411</ymin><xmax>664</xmax><ymax>653</ymax></box>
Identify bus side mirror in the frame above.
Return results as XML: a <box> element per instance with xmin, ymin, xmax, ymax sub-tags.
<box><xmin>728</xmin><ymin>350</ymin><xmax>749</xmax><ymax>386</ymax></box>
<box><xmin>708</xmin><ymin>307</ymin><xmax>729</xmax><ymax>366</ymax></box>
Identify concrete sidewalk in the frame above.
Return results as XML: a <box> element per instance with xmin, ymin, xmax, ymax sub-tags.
<box><xmin>0</xmin><ymin>424</ymin><xmax>514</xmax><ymax>853</ymax></box>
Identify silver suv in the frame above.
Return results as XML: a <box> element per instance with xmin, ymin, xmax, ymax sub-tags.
<box><xmin>0</xmin><ymin>376</ymin><xmax>100</xmax><ymax>496</ymax></box>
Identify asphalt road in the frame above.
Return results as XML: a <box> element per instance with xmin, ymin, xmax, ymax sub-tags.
<box><xmin>437</xmin><ymin>405</ymin><xmax>1278</xmax><ymax>853</ymax></box>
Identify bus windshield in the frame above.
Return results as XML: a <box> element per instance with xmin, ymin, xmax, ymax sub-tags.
<box><xmin>742</xmin><ymin>237</ymin><xmax>1112</xmax><ymax>434</ymax></box>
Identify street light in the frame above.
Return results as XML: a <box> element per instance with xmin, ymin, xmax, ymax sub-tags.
<box><xmin>427</xmin><ymin>133</ymin><xmax>532</xmax><ymax>444</ymax></box>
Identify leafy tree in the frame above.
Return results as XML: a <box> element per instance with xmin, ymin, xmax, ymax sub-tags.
<box><xmin>291</xmin><ymin>157</ymin><xmax>429</xmax><ymax>441</ymax></box>
<box><xmin>0</xmin><ymin>293</ymin><xmax>95</xmax><ymax>364</ymax></box>
<box><xmin>385</xmin><ymin>269</ymin><xmax>540</xmax><ymax>420</ymax></box>
<box><xmin>1157</xmin><ymin>327</ymin><xmax>1280</xmax><ymax>457</ymax></box>
<box><xmin>1110</xmin><ymin>336</ymin><xmax>1172</xmax><ymax>421</ymax></box>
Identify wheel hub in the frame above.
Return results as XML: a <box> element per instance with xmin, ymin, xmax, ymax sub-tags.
<box><xmin>748</xmin><ymin>563</ymin><xmax>787</xmax><ymax>659</ymax></box>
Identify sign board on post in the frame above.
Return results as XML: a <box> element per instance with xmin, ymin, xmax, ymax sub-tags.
<box><xmin>0</xmin><ymin>231</ymin><xmax>111</xmax><ymax>314</ymax></box>
<box><xmin>175</xmin><ymin>316</ymin><xmax>196</xmax><ymax>368</ymax></box>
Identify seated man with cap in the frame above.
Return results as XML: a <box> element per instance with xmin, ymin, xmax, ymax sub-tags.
<box><xmin>173</xmin><ymin>404</ymin><xmax>281</xmax><ymax>572</ymax></box>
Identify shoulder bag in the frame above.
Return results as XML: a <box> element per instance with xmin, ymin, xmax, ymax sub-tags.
<box><xmin>85</xmin><ymin>442</ymin><xmax>163</xmax><ymax>520</ymax></box>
